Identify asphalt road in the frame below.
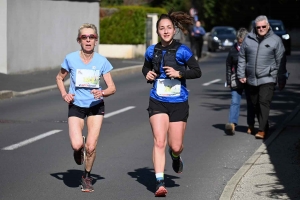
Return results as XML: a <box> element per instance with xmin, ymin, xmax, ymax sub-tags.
<box><xmin>0</xmin><ymin>51</ymin><xmax>299</xmax><ymax>200</ymax></box>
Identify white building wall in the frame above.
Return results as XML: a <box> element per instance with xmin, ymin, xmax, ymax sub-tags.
<box><xmin>5</xmin><ymin>0</ymin><xmax>99</xmax><ymax>74</ymax></box>
<box><xmin>0</xmin><ymin>0</ymin><xmax>7</xmax><ymax>74</ymax></box>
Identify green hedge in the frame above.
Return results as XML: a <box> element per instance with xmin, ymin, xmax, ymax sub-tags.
<box><xmin>100</xmin><ymin>6</ymin><xmax>166</xmax><ymax>44</ymax></box>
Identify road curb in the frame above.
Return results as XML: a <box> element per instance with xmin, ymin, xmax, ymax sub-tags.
<box><xmin>219</xmin><ymin>103</ymin><xmax>300</xmax><ymax>200</ymax></box>
<box><xmin>0</xmin><ymin>90</ymin><xmax>14</xmax><ymax>99</ymax></box>
<box><xmin>110</xmin><ymin>65</ymin><xmax>142</xmax><ymax>77</ymax></box>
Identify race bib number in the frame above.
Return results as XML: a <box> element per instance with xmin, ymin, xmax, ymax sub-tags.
<box><xmin>156</xmin><ymin>79</ymin><xmax>181</xmax><ymax>97</ymax></box>
<box><xmin>75</xmin><ymin>69</ymin><xmax>100</xmax><ymax>88</ymax></box>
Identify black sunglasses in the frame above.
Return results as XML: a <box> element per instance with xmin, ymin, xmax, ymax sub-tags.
<box><xmin>79</xmin><ymin>34</ymin><xmax>97</xmax><ymax>40</ymax></box>
<box><xmin>256</xmin><ymin>26</ymin><xmax>267</xmax><ymax>29</ymax></box>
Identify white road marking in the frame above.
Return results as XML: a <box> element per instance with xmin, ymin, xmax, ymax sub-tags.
<box><xmin>2</xmin><ymin>106</ymin><xmax>136</xmax><ymax>150</ymax></box>
<box><xmin>203</xmin><ymin>79</ymin><xmax>221</xmax><ymax>86</ymax></box>
<box><xmin>104</xmin><ymin>106</ymin><xmax>135</xmax><ymax>118</ymax></box>
<box><xmin>2</xmin><ymin>130</ymin><xmax>62</xmax><ymax>150</ymax></box>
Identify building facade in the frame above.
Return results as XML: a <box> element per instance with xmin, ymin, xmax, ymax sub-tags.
<box><xmin>0</xmin><ymin>0</ymin><xmax>99</xmax><ymax>74</ymax></box>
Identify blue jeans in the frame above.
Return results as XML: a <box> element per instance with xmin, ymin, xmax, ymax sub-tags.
<box><xmin>229</xmin><ymin>87</ymin><xmax>255</xmax><ymax>126</ymax></box>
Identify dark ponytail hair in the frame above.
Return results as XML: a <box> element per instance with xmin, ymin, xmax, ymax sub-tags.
<box><xmin>156</xmin><ymin>9</ymin><xmax>194</xmax><ymax>33</ymax></box>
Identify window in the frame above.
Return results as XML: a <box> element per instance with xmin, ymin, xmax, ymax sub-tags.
<box><xmin>269</xmin><ymin>22</ymin><xmax>285</xmax><ymax>31</ymax></box>
<box><xmin>215</xmin><ymin>28</ymin><xmax>236</xmax><ymax>35</ymax></box>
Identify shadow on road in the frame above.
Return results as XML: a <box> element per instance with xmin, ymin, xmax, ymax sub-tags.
<box><xmin>260</xmin><ymin>128</ymin><xmax>300</xmax><ymax>199</ymax></box>
<box><xmin>50</xmin><ymin>169</ymin><xmax>105</xmax><ymax>188</ymax></box>
<box><xmin>128</xmin><ymin>167</ymin><xmax>180</xmax><ymax>193</ymax></box>
<box><xmin>213</xmin><ymin>123</ymin><xmax>250</xmax><ymax>136</ymax></box>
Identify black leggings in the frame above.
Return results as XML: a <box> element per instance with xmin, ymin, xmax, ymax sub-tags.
<box><xmin>193</xmin><ymin>36</ymin><xmax>204</xmax><ymax>58</ymax></box>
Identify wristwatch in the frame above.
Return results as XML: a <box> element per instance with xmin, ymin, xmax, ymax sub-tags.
<box><xmin>178</xmin><ymin>71</ymin><xmax>184</xmax><ymax>78</ymax></box>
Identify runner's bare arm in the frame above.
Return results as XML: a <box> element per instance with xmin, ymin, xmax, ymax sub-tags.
<box><xmin>101</xmin><ymin>72</ymin><xmax>116</xmax><ymax>97</ymax></box>
<box><xmin>56</xmin><ymin>68</ymin><xmax>74</xmax><ymax>103</ymax></box>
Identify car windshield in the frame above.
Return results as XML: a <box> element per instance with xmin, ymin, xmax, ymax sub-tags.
<box><xmin>269</xmin><ymin>22</ymin><xmax>285</xmax><ymax>31</ymax></box>
<box><xmin>214</xmin><ymin>28</ymin><xmax>236</xmax><ymax>35</ymax></box>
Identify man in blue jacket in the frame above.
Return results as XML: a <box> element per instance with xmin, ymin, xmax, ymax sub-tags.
<box><xmin>237</xmin><ymin>15</ymin><xmax>287</xmax><ymax>139</ymax></box>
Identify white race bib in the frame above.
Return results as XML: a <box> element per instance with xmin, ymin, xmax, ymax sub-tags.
<box><xmin>156</xmin><ymin>79</ymin><xmax>181</xmax><ymax>97</ymax></box>
<box><xmin>75</xmin><ymin>69</ymin><xmax>100</xmax><ymax>88</ymax></box>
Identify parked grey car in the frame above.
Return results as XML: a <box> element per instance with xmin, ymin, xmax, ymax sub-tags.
<box><xmin>207</xmin><ymin>26</ymin><xmax>236</xmax><ymax>52</ymax></box>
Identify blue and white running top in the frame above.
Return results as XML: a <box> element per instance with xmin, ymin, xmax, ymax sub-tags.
<box><xmin>144</xmin><ymin>44</ymin><xmax>194</xmax><ymax>103</ymax></box>
<box><xmin>61</xmin><ymin>51</ymin><xmax>113</xmax><ymax>108</ymax></box>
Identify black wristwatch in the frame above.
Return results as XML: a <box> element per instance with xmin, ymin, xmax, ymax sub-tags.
<box><xmin>179</xmin><ymin>71</ymin><xmax>184</xmax><ymax>78</ymax></box>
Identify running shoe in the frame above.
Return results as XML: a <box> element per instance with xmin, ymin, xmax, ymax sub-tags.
<box><xmin>81</xmin><ymin>176</ymin><xmax>94</xmax><ymax>192</ymax></box>
<box><xmin>225</xmin><ymin>123</ymin><xmax>235</xmax><ymax>135</ymax></box>
<box><xmin>155</xmin><ymin>180</ymin><xmax>167</xmax><ymax>197</ymax></box>
<box><xmin>73</xmin><ymin>147</ymin><xmax>84</xmax><ymax>165</ymax></box>
<box><xmin>168</xmin><ymin>148</ymin><xmax>183</xmax><ymax>173</ymax></box>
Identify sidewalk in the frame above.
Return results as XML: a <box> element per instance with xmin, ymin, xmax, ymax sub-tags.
<box><xmin>220</xmin><ymin>103</ymin><xmax>300</xmax><ymax>200</ymax></box>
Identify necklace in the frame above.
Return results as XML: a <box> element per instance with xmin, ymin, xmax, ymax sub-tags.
<box><xmin>81</xmin><ymin>50</ymin><xmax>94</xmax><ymax>64</ymax></box>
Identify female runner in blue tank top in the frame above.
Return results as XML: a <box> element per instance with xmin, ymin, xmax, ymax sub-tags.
<box><xmin>142</xmin><ymin>10</ymin><xmax>202</xmax><ymax>197</ymax></box>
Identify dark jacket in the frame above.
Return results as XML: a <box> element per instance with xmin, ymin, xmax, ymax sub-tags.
<box><xmin>226</xmin><ymin>43</ymin><xmax>241</xmax><ymax>87</ymax></box>
<box><xmin>237</xmin><ymin>28</ymin><xmax>287</xmax><ymax>86</ymax></box>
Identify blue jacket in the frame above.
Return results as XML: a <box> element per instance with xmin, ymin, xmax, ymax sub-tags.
<box><xmin>192</xmin><ymin>26</ymin><xmax>206</xmax><ymax>37</ymax></box>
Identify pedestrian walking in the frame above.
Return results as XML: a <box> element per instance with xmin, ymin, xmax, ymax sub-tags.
<box><xmin>225</xmin><ymin>28</ymin><xmax>256</xmax><ymax>135</ymax></box>
<box><xmin>142</xmin><ymin>10</ymin><xmax>202</xmax><ymax>197</ymax></box>
<box><xmin>191</xmin><ymin>20</ymin><xmax>206</xmax><ymax>60</ymax></box>
<box><xmin>188</xmin><ymin>24</ymin><xmax>195</xmax><ymax>55</ymax></box>
<box><xmin>237</xmin><ymin>15</ymin><xmax>287</xmax><ymax>139</ymax></box>
<box><xmin>56</xmin><ymin>23</ymin><xmax>116</xmax><ymax>192</ymax></box>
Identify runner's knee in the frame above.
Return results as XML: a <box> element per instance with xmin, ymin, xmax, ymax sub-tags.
<box><xmin>154</xmin><ymin>139</ymin><xmax>166</xmax><ymax>150</ymax></box>
<box><xmin>71</xmin><ymin>141</ymin><xmax>83</xmax><ymax>151</ymax></box>
<box><xmin>86</xmin><ymin>146</ymin><xmax>96</xmax><ymax>157</ymax></box>
<box><xmin>170</xmin><ymin>144</ymin><xmax>183</xmax><ymax>154</ymax></box>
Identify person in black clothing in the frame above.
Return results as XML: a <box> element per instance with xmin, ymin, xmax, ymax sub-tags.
<box><xmin>225</xmin><ymin>27</ymin><xmax>255</xmax><ymax>135</ymax></box>
<box><xmin>191</xmin><ymin>20</ymin><xmax>206</xmax><ymax>60</ymax></box>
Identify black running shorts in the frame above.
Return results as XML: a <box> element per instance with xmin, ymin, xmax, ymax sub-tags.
<box><xmin>68</xmin><ymin>102</ymin><xmax>105</xmax><ymax>119</ymax></box>
<box><xmin>147</xmin><ymin>97</ymin><xmax>189</xmax><ymax>122</ymax></box>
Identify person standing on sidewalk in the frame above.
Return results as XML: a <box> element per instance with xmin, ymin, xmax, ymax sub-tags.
<box><xmin>191</xmin><ymin>20</ymin><xmax>206</xmax><ymax>60</ymax></box>
<box><xmin>142</xmin><ymin>10</ymin><xmax>202</xmax><ymax>197</ymax></box>
<box><xmin>237</xmin><ymin>15</ymin><xmax>287</xmax><ymax>139</ymax></box>
<box><xmin>56</xmin><ymin>23</ymin><xmax>116</xmax><ymax>192</ymax></box>
<box><xmin>225</xmin><ymin>28</ymin><xmax>256</xmax><ymax>135</ymax></box>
